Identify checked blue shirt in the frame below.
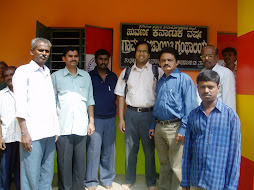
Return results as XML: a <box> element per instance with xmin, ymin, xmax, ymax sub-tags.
<box><xmin>181</xmin><ymin>100</ymin><xmax>241</xmax><ymax>190</ymax></box>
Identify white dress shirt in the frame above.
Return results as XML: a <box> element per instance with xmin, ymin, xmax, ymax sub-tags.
<box><xmin>0</xmin><ymin>87</ymin><xmax>21</xmax><ymax>143</ymax></box>
<box><xmin>13</xmin><ymin>60</ymin><xmax>59</xmax><ymax>141</ymax></box>
<box><xmin>114</xmin><ymin>62</ymin><xmax>163</xmax><ymax>107</ymax></box>
<box><xmin>51</xmin><ymin>67</ymin><xmax>95</xmax><ymax>136</ymax></box>
<box><xmin>197</xmin><ymin>63</ymin><xmax>236</xmax><ymax>111</ymax></box>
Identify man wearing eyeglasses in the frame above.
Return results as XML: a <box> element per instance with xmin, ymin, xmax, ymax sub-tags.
<box><xmin>114</xmin><ymin>41</ymin><xmax>163</xmax><ymax>190</ymax></box>
<box><xmin>197</xmin><ymin>45</ymin><xmax>236</xmax><ymax>111</ymax></box>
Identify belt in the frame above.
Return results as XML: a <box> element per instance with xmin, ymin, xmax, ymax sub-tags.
<box><xmin>127</xmin><ymin>105</ymin><xmax>153</xmax><ymax>112</ymax></box>
<box><xmin>154</xmin><ymin>118</ymin><xmax>181</xmax><ymax>125</ymax></box>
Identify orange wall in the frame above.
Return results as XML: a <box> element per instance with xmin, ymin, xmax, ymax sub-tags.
<box><xmin>0</xmin><ymin>0</ymin><xmax>238</xmax><ymax>176</ymax></box>
<box><xmin>0</xmin><ymin>0</ymin><xmax>237</xmax><ymax>81</ymax></box>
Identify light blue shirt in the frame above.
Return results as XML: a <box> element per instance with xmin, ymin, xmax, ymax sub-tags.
<box><xmin>51</xmin><ymin>67</ymin><xmax>95</xmax><ymax>136</ymax></box>
<box><xmin>151</xmin><ymin>68</ymin><xmax>196</xmax><ymax>136</ymax></box>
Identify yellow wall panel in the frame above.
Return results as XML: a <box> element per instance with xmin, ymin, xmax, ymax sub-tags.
<box><xmin>238</xmin><ymin>0</ymin><xmax>254</xmax><ymax>36</ymax></box>
<box><xmin>237</xmin><ymin>94</ymin><xmax>254</xmax><ymax>161</ymax></box>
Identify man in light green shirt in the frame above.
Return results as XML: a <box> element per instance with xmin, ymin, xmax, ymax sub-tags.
<box><xmin>51</xmin><ymin>46</ymin><xmax>95</xmax><ymax>190</ymax></box>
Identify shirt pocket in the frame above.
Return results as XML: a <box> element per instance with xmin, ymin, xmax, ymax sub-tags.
<box><xmin>214</xmin><ymin>125</ymin><xmax>231</xmax><ymax>147</ymax></box>
<box><xmin>164</xmin><ymin>90</ymin><xmax>179</xmax><ymax>107</ymax></box>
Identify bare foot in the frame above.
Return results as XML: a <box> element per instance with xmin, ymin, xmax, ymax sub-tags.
<box><xmin>149</xmin><ymin>186</ymin><xmax>158</xmax><ymax>190</ymax></box>
<box><xmin>87</xmin><ymin>186</ymin><xmax>97</xmax><ymax>190</ymax></box>
<box><xmin>121</xmin><ymin>184</ymin><xmax>133</xmax><ymax>190</ymax></box>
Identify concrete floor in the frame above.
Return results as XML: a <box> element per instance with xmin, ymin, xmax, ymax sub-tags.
<box><xmin>52</xmin><ymin>174</ymin><xmax>154</xmax><ymax>190</ymax></box>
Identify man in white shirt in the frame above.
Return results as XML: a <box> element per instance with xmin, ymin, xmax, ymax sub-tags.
<box><xmin>51</xmin><ymin>46</ymin><xmax>95</xmax><ymax>190</ymax></box>
<box><xmin>0</xmin><ymin>66</ymin><xmax>21</xmax><ymax>190</ymax></box>
<box><xmin>115</xmin><ymin>41</ymin><xmax>163</xmax><ymax>190</ymax></box>
<box><xmin>197</xmin><ymin>45</ymin><xmax>236</xmax><ymax>111</ymax></box>
<box><xmin>13</xmin><ymin>37</ymin><xmax>59</xmax><ymax>190</ymax></box>
<box><xmin>0</xmin><ymin>61</ymin><xmax>8</xmax><ymax>90</ymax></box>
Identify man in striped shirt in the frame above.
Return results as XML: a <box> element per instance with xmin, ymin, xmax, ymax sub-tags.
<box><xmin>181</xmin><ymin>70</ymin><xmax>241</xmax><ymax>190</ymax></box>
<box><xmin>0</xmin><ymin>66</ymin><xmax>21</xmax><ymax>189</ymax></box>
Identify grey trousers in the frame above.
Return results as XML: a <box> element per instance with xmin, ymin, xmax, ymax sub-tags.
<box><xmin>124</xmin><ymin>108</ymin><xmax>156</xmax><ymax>186</ymax></box>
<box><xmin>154</xmin><ymin>121</ymin><xmax>183</xmax><ymax>190</ymax></box>
<box><xmin>56</xmin><ymin>134</ymin><xmax>87</xmax><ymax>190</ymax></box>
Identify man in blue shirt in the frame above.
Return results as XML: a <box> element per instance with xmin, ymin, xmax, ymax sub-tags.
<box><xmin>181</xmin><ymin>70</ymin><xmax>241</xmax><ymax>190</ymax></box>
<box><xmin>85</xmin><ymin>49</ymin><xmax>118</xmax><ymax>190</ymax></box>
<box><xmin>149</xmin><ymin>47</ymin><xmax>196</xmax><ymax>190</ymax></box>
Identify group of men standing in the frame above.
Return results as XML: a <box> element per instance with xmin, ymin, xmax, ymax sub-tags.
<box><xmin>0</xmin><ymin>37</ymin><xmax>240</xmax><ymax>190</ymax></box>
<box><xmin>115</xmin><ymin>42</ymin><xmax>240</xmax><ymax>190</ymax></box>
<box><xmin>0</xmin><ymin>38</ymin><xmax>117</xmax><ymax>190</ymax></box>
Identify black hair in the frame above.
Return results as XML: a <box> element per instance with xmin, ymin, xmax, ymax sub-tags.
<box><xmin>63</xmin><ymin>46</ymin><xmax>79</xmax><ymax>57</ymax></box>
<box><xmin>94</xmin><ymin>49</ymin><xmax>110</xmax><ymax>59</ymax></box>
<box><xmin>2</xmin><ymin>66</ymin><xmax>17</xmax><ymax>78</ymax></box>
<box><xmin>159</xmin><ymin>47</ymin><xmax>179</xmax><ymax>61</ymax></box>
<box><xmin>0</xmin><ymin>61</ymin><xmax>8</xmax><ymax>68</ymax></box>
<box><xmin>222</xmin><ymin>47</ymin><xmax>237</xmax><ymax>56</ymax></box>
<box><xmin>197</xmin><ymin>70</ymin><xmax>220</xmax><ymax>86</ymax></box>
<box><xmin>135</xmin><ymin>40</ymin><xmax>151</xmax><ymax>54</ymax></box>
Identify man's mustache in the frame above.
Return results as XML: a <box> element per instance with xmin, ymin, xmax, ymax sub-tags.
<box><xmin>204</xmin><ymin>60</ymin><xmax>211</xmax><ymax>64</ymax></box>
<box><xmin>202</xmin><ymin>93</ymin><xmax>211</xmax><ymax>96</ymax></box>
<box><xmin>163</xmin><ymin>64</ymin><xmax>170</xmax><ymax>68</ymax></box>
<box><xmin>40</xmin><ymin>55</ymin><xmax>48</xmax><ymax>59</ymax></box>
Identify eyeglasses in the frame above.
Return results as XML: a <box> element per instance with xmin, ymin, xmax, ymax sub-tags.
<box><xmin>200</xmin><ymin>54</ymin><xmax>214</xmax><ymax>59</ymax></box>
<box><xmin>137</xmin><ymin>50</ymin><xmax>149</xmax><ymax>54</ymax></box>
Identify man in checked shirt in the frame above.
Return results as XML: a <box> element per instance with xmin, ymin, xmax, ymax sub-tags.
<box><xmin>181</xmin><ymin>70</ymin><xmax>241</xmax><ymax>190</ymax></box>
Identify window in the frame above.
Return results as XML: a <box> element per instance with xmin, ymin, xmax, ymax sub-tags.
<box><xmin>36</xmin><ymin>21</ymin><xmax>113</xmax><ymax>73</ymax></box>
<box><xmin>50</xmin><ymin>29</ymin><xmax>85</xmax><ymax>72</ymax></box>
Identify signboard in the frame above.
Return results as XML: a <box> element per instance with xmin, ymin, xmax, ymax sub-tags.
<box><xmin>120</xmin><ymin>23</ymin><xmax>209</xmax><ymax>70</ymax></box>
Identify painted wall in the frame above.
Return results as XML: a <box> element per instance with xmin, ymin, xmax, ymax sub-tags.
<box><xmin>0</xmin><ymin>0</ymin><xmax>237</xmax><ymax>174</ymax></box>
<box><xmin>238</xmin><ymin>0</ymin><xmax>254</xmax><ymax>189</ymax></box>
<box><xmin>0</xmin><ymin>0</ymin><xmax>237</xmax><ymax>82</ymax></box>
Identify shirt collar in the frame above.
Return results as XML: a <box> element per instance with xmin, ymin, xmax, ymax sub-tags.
<box><xmin>63</xmin><ymin>67</ymin><xmax>84</xmax><ymax>77</ymax></box>
<box><xmin>2</xmin><ymin>86</ymin><xmax>10</xmax><ymax>93</ymax></box>
<box><xmin>93</xmin><ymin>66</ymin><xmax>111</xmax><ymax>75</ymax></box>
<box><xmin>203</xmin><ymin>63</ymin><xmax>219</xmax><ymax>71</ymax></box>
<box><xmin>198</xmin><ymin>99</ymin><xmax>222</xmax><ymax>113</ymax></box>
<box><xmin>162</xmin><ymin>68</ymin><xmax>180</xmax><ymax>80</ymax></box>
<box><xmin>212</xmin><ymin>63</ymin><xmax>219</xmax><ymax>71</ymax></box>
<box><xmin>29</xmin><ymin>60</ymin><xmax>50</xmax><ymax>76</ymax></box>
<box><xmin>2</xmin><ymin>86</ymin><xmax>14</xmax><ymax>97</ymax></box>
<box><xmin>133</xmin><ymin>61</ymin><xmax>150</xmax><ymax>71</ymax></box>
